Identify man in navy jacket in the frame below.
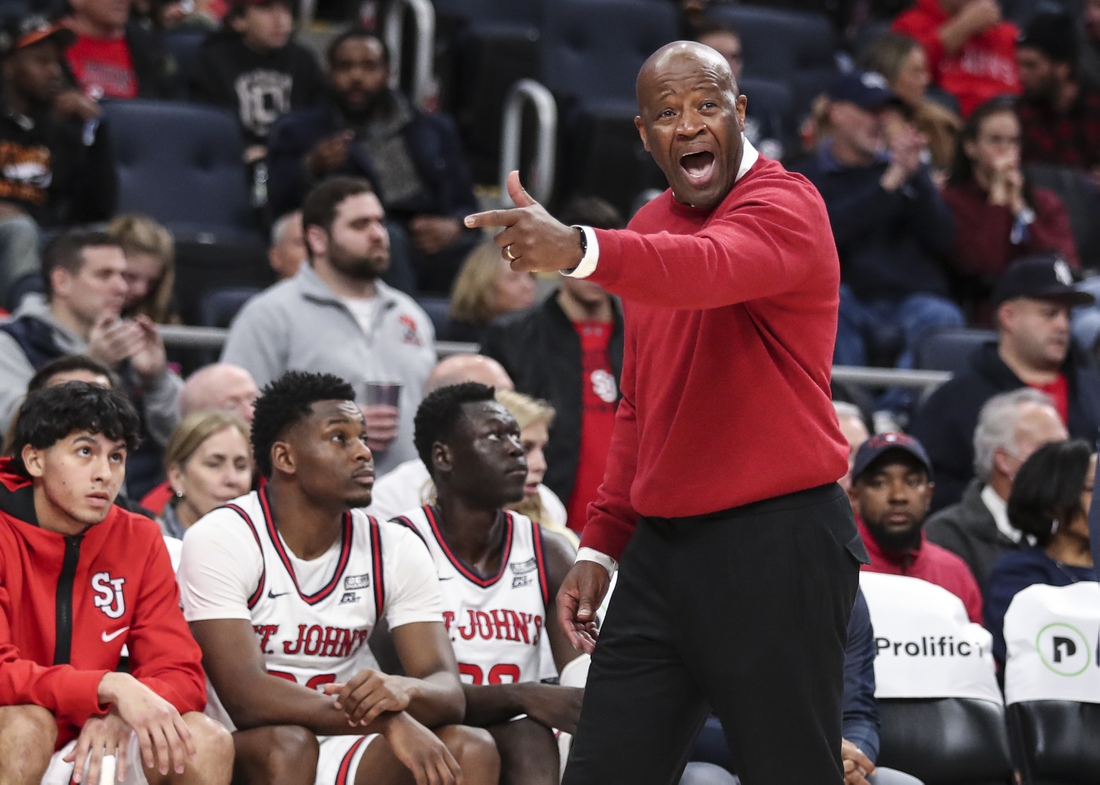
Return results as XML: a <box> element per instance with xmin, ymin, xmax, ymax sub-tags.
<box><xmin>267</xmin><ymin>28</ymin><xmax>479</xmax><ymax>294</ymax></box>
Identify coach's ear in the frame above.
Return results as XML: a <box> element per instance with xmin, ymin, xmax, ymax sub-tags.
<box><xmin>270</xmin><ymin>440</ymin><xmax>296</xmax><ymax>476</ymax></box>
<box><xmin>431</xmin><ymin>441</ymin><xmax>453</xmax><ymax>475</ymax></box>
<box><xmin>21</xmin><ymin>444</ymin><xmax>45</xmax><ymax>479</ymax></box>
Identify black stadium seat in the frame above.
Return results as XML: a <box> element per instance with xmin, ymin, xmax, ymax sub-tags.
<box><xmin>877</xmin><ymin>698</ymin><xmax>1015</xmax><ymax>785</ymax></box>
<box><xmin>199</xmin><ymin>286</ymin><xmax>261</xmax><ymax>329</ymax></box>
<box><xmin>915</xmin><ymin>328</ymin><xmax>996</xmax><ymax>375</ymax></box>
<box><xmin>739</xmin><ymin>76</ymin><xmax>796</xmax><ymax>156</ymax></box>
<box><xmin>159</xmin><ymin>27</ymin><xmax>209</xmax><ymax>100</ymax></box>
<box><xmin>102</xmin><ymin>100</ymin><xmax>260</xmax><ymax>241</ymax></box>
<box><xmin>1008</xmin><ymin>701</ymin><xmax>1100</xmax><ymax>785</ymax></box>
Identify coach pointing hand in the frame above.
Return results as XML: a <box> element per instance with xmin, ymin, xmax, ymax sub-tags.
<box><xmin>465</xmin><ymin>41</ymin><xmax>867</xmax><ymax>785</ymax></box>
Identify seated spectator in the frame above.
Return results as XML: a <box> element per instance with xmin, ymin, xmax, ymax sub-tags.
<box><xmin>268</xmin><ymin>209</ymin><xmax>305</xmax><ymax>279</ymax></box>
<box><xmin>795</xmin><ymin>72</ymin><xmax>961</xmax><ymax>422</ymax></box>
<box><xmin>266</xmin><ymin>29</ymin><xmax>480</xmax><ymax>294</ymax></box>
<box><xmin>891</xmin><ymin>0</ymin><xmax>1020</xmax><ymax>117</ymax></box>
<box><xmin>178</xmin><ymin>371</ymin><xmax>499</xmax><ymax>785</ymax></box>
<box><xmin>159</xmin><ymin>409</ymin><xmax>251</xmax><ymax>539</ymax></box>
<box><xmin>223</xmin><ymin>177</ymin><xmax>434</xmax><ymax>477</ymax></box>
<box><xmin>448</xmin><ymin>241</ymin><xmax>536</xmax><ymax>343</ymax></box>
<box><xmin>1080</xmin><ymin>0</ymin><xmax>1100</xmax><ymax>88</ymax></box>
<box><xmin>367</xmin><ymin>353</ymin><xmax>515</xmax><ymax>519</ymax></box>
<box><xmin>0</xmin><ymin>17</ymin><xmax>116</xmax><ymax>311</ymax></box>
<box><xmin>481</xmin><ymin>196</ymin><xmax>624</xmax><ymax>533</ymax></box>
<box><xmin>0</xmin><ymin>231</ymin><xmax>183</xmax><ymax>498</ymax></box>
<box><xmin>941</xmin><ymin>98</ymin><xmax>1078</xmax><ymax>321</ymax></box>
<box><xmin>848</xmin><ymin>432</ymin><xmax>984</xmax><ymax>623</ymax></box>
<box><xmin>834</xmin><ymin>401</ymin><xmax>870</xmax><ymax>491</ymax></box>
<box><xmin>108</xmin><ymin>213</ymin><xmax>179</xmax><ymax>324</ymax></box>
<box><xmin>495</xmin><ymin>389</ymin><xmax>576</xmax><ymax>546</ymax></box>
<box><xmin>986</xmin><ymin>438</ymin><xmax>1096</xmax><ymax>664</ymax></box>
<box><xmin>926</xmin><ymin>389</ymin><xmax>1067</xmax><ymax>591</ymax></box>
<box><xmin>860</xmin><ymin>33</ymin><xmax>962</xmax><ymax>175</ymax></box>
<box><xmin>0</xmin><ymin>382</ymin><xmax>232</xmax><ymax>785</ymax></box>
<box><xmin>64</xmin><ymin>0</ymin><xmax>171</xmax><ymax>99</ymax></box>
<box><xmin>1016</xmin><ymin>12</ymin><xmax>1100</xmax><ymax>176</ymax></box>
<box><xmin>385</xmin><ymin>382</ymin><xmax>583</xmax><ymax>785</ymax></box>
<box><xmin>189</xmin><ymin>0</ymin><xmax>325</xmax><ymax>162</ymax></box>
<box><xmin>911</xmin><ymin>254</ymin><xmax>1100</xmax><ymax>510</ymax></box>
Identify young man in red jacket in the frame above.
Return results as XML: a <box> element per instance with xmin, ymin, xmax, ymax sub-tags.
<box><xmin>0</xmin><ymin>382</ymin><xmax>232</xmax><ymax>785</ymax></box>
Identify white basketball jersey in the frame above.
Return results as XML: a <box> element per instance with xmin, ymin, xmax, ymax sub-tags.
<box><xmin>222</xmin><ymin>489</ymin><xmax>387</xmax><ymax>693</ymax></box>
<box><xmin>393</xmin><ymin>506</ymin><xmax>549</xmax><ymax>686</ymax></box>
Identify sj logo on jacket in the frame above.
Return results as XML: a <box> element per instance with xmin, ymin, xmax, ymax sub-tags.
<box><xmin>92</xmin><ymin>571</ymin><xmax>127</xmax><ymax>619</ymax></box>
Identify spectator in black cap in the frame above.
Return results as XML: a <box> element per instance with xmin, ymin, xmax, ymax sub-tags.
<box><xmin>849</xmin><ymin>431</ymin><xmax>984</xmax><ymax>623</ymax></box>
<box><xmin>796</xmin><ymin>70</ymin><xmax>960</xmax><ymax>428</ymax></box>
<box><xmin>0</xmin><ymin>16</ymin><xmax>116</xmax><ymax>311</ymax></box>
<box><xmin>911</xmin><ymin>253</ymin><xmax>1100</xmax><ymax>510</ymax></box>
<box><xmin>1016</xmin><ymin>11</ymin><xmax>1100</xmax><ymax>176</ymax></box>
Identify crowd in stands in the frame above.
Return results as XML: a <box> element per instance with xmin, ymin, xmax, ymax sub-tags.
<box><xmin>0</xmin><ymin>0</ymin><xmax>1098</xmax><ymax>782</ymax></box>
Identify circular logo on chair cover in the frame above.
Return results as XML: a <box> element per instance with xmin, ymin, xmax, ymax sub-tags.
<box><xmin>1036</xmin><ymin>622</ymin><xmax>1091</xmax><ymax>676</ymax></box>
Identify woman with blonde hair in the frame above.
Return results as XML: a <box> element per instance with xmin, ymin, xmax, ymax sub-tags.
<box><xmin>107</xmin><ymin>213</ymin><xmax>179</xmax><ymax>324</ymax></box>
<box><xmin>449</xmin><ymin>241</ymin><xmax>536</xmax><ymax>342</ymax></box>
<box><xmin>160</xmin><ymin>409</ymin><xmax>252</xmax><ymax>539</ymax></box>
<box><xmin>495</xmin><ymin>389</ymin><xmax>579</xmax><ymax>548</ymax></box>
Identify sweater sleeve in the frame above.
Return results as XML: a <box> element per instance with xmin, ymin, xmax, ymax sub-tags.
<box><xmin>0</xmin><ymin>577</ymin><xmax>109</xmax><ymax>727</ymax></box>
<box><xmin>842</xmin><ymin>589</ymin><xmax>880</xmax><ymax>762</ymax></box>
<box><xmin>588</xmin><ymin>182</ymin><xmax>833</xmax><ymax>309</ymax></box>
<box><xmin>221</xmin><ymin>296</ymin><xmax>289</xmax><ymax>389</ymax></box>
<box><xmin>578</xmin><ymin>327</ymin><xmax>639</xmax><ymax>560</ymax></box>
<box><xmin>125</xmin><ymin>534</ymin><xmax>206</xmax><ymax>714</ymax></box>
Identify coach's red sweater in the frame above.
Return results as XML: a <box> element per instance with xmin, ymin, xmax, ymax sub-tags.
<box><xmin>580</xmin><ymin>153</ymin><xmax>849</xmax><ymax>561</ymax></box>
<box><xmin>0</xmin><ymin>461</ymin><xmax>206</xmax><ymax>747</ymax></box>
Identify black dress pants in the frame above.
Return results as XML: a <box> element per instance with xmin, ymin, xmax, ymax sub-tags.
<box><xmin>562</xmin><ymin>483</ymin><xmax>865</xmax><ymax>785</ymax></box>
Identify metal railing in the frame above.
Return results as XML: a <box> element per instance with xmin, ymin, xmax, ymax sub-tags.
<box><xmin>384</xmin><ymin>0</ymin><xmax>436</xmax><ymax>109</ymax></box>
<box><xmin>157</xmin><ymin>325</ymin><xmax>953</xmax><ymax>393</ymax></box>
<box><xmin>499</xmin><ymin>79</ymin><xmax>558</xmax><ymax>206</ymax></box>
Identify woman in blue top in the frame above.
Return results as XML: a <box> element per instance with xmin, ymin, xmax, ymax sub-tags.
<box><xmin>986</xmin><ymin>439</ymin><xmax>1096</xmax><ymax>666</ymax></box>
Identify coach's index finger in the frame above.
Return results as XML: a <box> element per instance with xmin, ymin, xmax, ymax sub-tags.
<box><xmin>463</xmin><ymin>207</ymin><xmax>526</xmax><ymax>230</ymax></box>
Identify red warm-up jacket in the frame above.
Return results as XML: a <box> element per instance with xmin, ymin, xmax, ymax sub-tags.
<box><xmin>892</xmin><ymin>0</ymin><xmax>1019</xmax><ymax>117</ymax></box>
<box><xmin>580</xmin><ymin>155</ymin><xmax>850</xmax><ymax>561</ymax></box>
<box><xmin>0</xmin><ymin>460</ymin><xmax>206</xmax><ymax>747</ymax></box>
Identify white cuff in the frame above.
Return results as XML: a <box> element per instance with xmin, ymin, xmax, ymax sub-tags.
<box><xmin>576</xmin><ymin>547</ymin><xmax>617</xmax><ymax>577</ymax></box>
<box><xmin>562</xmin><ymin>225</ymin><xmax>600</xmax><ymax>279</ymax></box>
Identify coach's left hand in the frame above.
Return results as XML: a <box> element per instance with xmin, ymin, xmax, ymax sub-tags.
<box><xmin>464</xmin><ymin>171</ymin><xmax>585</xmax><ymax>274</ymax></box>
<box><xmin>841</xmin><ymin>739</ymin><xmax>876</xmax><ymax>785</ymax></box>
<box><xmin>66</xmin><ymin>710</ymin><xmax>132</xmax><ymax>784</ymax></box>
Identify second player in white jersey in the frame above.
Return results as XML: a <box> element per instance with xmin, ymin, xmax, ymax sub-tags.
<box><xmin>392</xmin><ymin>505</ymin><xmax>551</xmax><ymax>686</ymax></box>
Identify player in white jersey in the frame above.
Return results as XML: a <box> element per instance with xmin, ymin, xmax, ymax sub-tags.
<box><xmin>379</xmin><ymin>383</ymin><xmax>584</xmax><ymax>785</ymax></box>
<box><xmin>177</xmin><ymin>372</ymin><xmax>499</xmax><ymax>785</ymax></box>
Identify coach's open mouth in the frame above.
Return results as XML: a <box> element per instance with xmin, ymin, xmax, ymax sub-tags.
<box><xmin>680</xmin><ymin>150</ymin><xmax>716</xmax><ymax>186</ymax></box>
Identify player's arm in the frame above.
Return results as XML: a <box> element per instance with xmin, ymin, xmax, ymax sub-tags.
<box><xmin>462</xmin><ymin>530</ymin><xmax>585</xmax><ymax>733</ymax></box>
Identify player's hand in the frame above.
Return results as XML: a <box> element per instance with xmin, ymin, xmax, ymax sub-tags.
<box><xmin>128</xmin><ymin>315</ymin><xmax>168</xmax><ymax>382</ymax></box>
<box><xmin>307</xmin><ymin>131</ymin><xmax>354</xmax><ymax>177</ymax></box>
<box><xmin>464</xmin><ymin>171</ymin><xmax>585</xmax><ymax>274</ymax></box>
<box><xmin>361</xmin><ymin>404</ymin><xmax>400</xmax><ymax>453</ymax></box>
<box><xmin>97</xmin><ymin>672</ymin><xmax>196</xmax><ymax>778</ymax></box>
<box><xmin>65</xmin><ymin>709</ymin><xmax>132</xmax><ymax>784</ymax></box>
<box><xmin>519</xmin><ymin>683</ymin><xmax>585</xmax><ymax>735</ymax></box>
<box><xmin>410</xmin><ymin>215</ymin><xmax>463</xmax><ymax>255</ymax></box>
<box><xmin>556</xmin><ymin>561</ymin><xmax>609</xmax><ymax>654</ymax></box>
<box><xmin>323</xmin><ymin>669</ymin><xmax>413</xmax><ymax>727</ymax></box>
<box><xmin>380</xmin><ymin>713</ymin><xmax>462</xmax><ymax>785</ymax></box>
<box><xmin>86</xmin><ymin>314</ymin><xmax>144</xmax><ymax>368</ymax></box>
<box><xmin>841</xmin><ymin>738</ymin><xmax>875</xmax><ymax>785</ymax></box>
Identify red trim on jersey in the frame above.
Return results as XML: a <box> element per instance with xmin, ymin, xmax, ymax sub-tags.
<box><xmin>369</xmin><ymin>517</ymin><xmax>385</xmax><ymax>620</ymax></box>
<box><xmin>423</xmin><ymin>505</ymin><xmax>514</xmax><ymax>589</ymax></box>
<box><xmin>531</xmin><ymin>521</ymin><xmax>550</xmax><ymax>609</ymax></box>
<box><xmin>224</xmin><ymin>503</ymin><xmax>266</xmax><ymax>609</ymax></box>
<box><xmin>390</xmin><ymin>515</ymin><xmax>428</xmax><ymax>547</ymax></box>
<box><xmin>258</xmin><ymin>487</ymin><xmax>352</xmax><ymax>606</ymax></box>
<box><xmin>336</xmin><ymin>735</ymin><xmax>367</xmax><ymax>785</ymax></box>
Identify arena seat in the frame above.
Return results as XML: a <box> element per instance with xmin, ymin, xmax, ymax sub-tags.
<box><xmin>159</xmin><ymin>27</ymin><xmax>209</xmax><ymax>100</ymax></box>
<box><xmin>539</xmin><ymin>0</ymin><xmax>678</xmax><ymax>214</ymax></box>
<box><xmin>878</xmin><ymin>698</ymin><xmax>1015</xmax><ymax>785</ymax></box>
<box><xmin>705</xmin><ymin>5</ymin><xmax>838</xmax><ymax>118</ymax></box>
<box><xmin>1008</xmin><ymin>702</ymin><xmax>1100</xmax><ymax>785</ymax></box>
<box><xmin>739</xmin><ymin>77</ymin><xmax>796</xmax><ymax>157</ymax></box>
<box><xmin>415</xmin><ymin>295</ymin><xmax>454</xmax><ymax>340</ymax></box>
<box><xmin>914</xmin><ymin>328</ymin><xmax>996</xmax><ymax>375</ymax></box>
<box><xmin>102</xmin><ymin>100</ymin><xmax>261</xmax><ymax>241</ymax></box>
<box><xmin>199</xmin><ymin>286</ymin><xmax>261</xmax><ymax>329</ymax></box>
<box><xmin>1025</xmin><ymin>164</ymin><xmax>1100</xmax><ymax>269</ymax></box>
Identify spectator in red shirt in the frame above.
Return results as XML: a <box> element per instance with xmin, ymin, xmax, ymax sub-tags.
<box><xmin>480</xmin><ymin>197</ymin><xmax>625</xmax><ymax>535</ymax></box>
<box><xmin>892</xmin><ymin>0</ymin><xmax>1020</xmax><ymax>116</ymax></box>
<box><xmin>942</xmin><ymin>97</ymin><xmax>1078</xmax><ymax>321</ymax></box>
<box><xmin>849</xmin><ymin>432</ymin><xmax>985</xmax><ymax>623</ymax></box>
<box><xmin>64</xmin><ymin>0</ymin><xmax>171</xmax><ymax>99</ymax></box>
<box><xmin>0</xmin><ymin>382</ymin><xmax>232</xmax><ymax>785</ymax></box>
<box><xmin>1016</xmin><ymin>12</ymin><xmax>1100</xmax><ymax>177</ymax></box>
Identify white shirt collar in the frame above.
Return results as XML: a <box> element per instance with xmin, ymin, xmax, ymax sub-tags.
<box><xmin>981</xmin><ymin>484</ymin><xmax>1023</xmax><ymax>543</ymax></box>
<box><xmin>736</xmin><ymin>136</ymin><xmax>760</xmax><ymax>182</ymax></box>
